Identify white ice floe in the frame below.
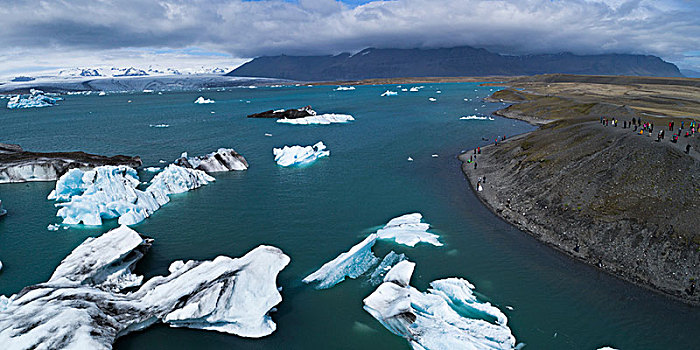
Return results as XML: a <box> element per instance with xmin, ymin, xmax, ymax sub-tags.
<box><xmin>265</xmin><ymin>133</ymin><xmax>273</xmax><ymax>137</ymax></box>
<box><xmin>194</xmin><ymin>96</ymin><xmax>215</xmax><ymax>104</ymax></box>
<box><xmin>48</xmin><ymin>164</ymin><xmax>214</xmax><ymax>226</ymax></box>
<box><xmin>407</xmin><ymin>157</ymin><xmax>413</xmax><ymax>162</ymax></box>
<box><xmin>6</xmin><ymin>89</ymin><xmax>62</xmax><ymax>109</ymax></box>
<box><xmin>432</xmin><ymin>154</ymin><xmax>439</xmax><ymax>158</ymax></box>
<box><xmin>376</xmin><ymin>213</ymin><xmax>442</xmax><ymax>247</ymax></box>
<box><xmin>0</xmin><ymin>225</ymin><xmax>290</xmax><ymax>349</ymax></box>
<box><xmin>149</xmin><ymin>124</ymin><xmax>170</xmax><ymax>128</ymax></box>
<box><xmin>98</xmin><ymin>91</ymin><xmax>107</xmax><ymax>96</ymax></box>
<box><xmin>381</xmin><ymin>90</ymin><xmax>398</xmax><ymax>96</ymax></box>
<box><xmin>597</xmin><ymin>347</ymin><xmax>618</xmax><ymax>350</ymax></box>
<box><xmin>436</xmin><ymin>90</ymin><xmax>442</xmax><ymax>94</ymax></box>
<box><xmin>428</xmin><ymin>98</ymin><xmax>437</xmax><ymax>102</ymax></box>
<box><xmin>401</xmin><ymin>88</ymin><xmax>408</xmax><ymax>92</ymax></box>
<box><xmin>277</xmin><ymin>114</ymin><xmax>354</xmax><ymax>125</ymax></box>
<box><xmin>303</xmin><ymin>214</ymin><xmax>441</xmax><ymax>290</ymax></box>
<box><xmin>409</xmin><ymin>86</ymin><xmax>422</xmax><ymax>92</ymax></box>
<box><xmin>302</xmin><ymin>234</ymin><xmax>379</xmax><ymax>290</ymax></box>
<box><xmin>363</xmin><ymin>261</ymin><xmax>516</xmax><ymax>350</ymax></box>
<box><xmin>47</xmin><ymin>224</ymin><xmax>61</xmax><ymax>231</ymax></box>
<box><xmin>460</xmin><ymin>115</ymin><xmax>490</xmax><ymax>120</ymax></box>
<box><xmin>175</xmin><ymin>148</ymin><xmax>249</xmax><ymax>172</ymax></box>
<box><xmin>144</xmin><ymin>167</ymin><xmax>161</xmax><ymax>173</ymax></box>
<box><xmin>273</xmin><ymin>141</ymin><xmax>329</xmax><ymax>167</ymax></box>
<box><xmin>335</xmin><ymin>86</ymin><xmax>356</xmax><ymax>91</ymax></box>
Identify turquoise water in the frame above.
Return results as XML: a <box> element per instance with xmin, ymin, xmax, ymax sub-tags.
<box><xmin>0</xmin><ymin>83</ymin><xmax>697</xmax><ymax>349</ymax></box>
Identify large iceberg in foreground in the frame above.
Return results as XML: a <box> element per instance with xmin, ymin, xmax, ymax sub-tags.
<box><xmin>0</xmin><ymin>225</ymin><xmax>290</xmax><ymax>349</ymax></box>
<box><xmin>6</xmin><ymin>89</ymin><xmax>62</xmax><ymax>109</ymax></box>
<box><xmin>277</xmin><ymin>114</ymin><xmax>354</xmax><ymax>125</ymax></box>
<box><xmin>175</xmin><ymin>148</ymin><xmax>249</xmax><ymax>172</ymax></box>
<box><xmin>303</xmin><ymin>213</ymin><xmax>441</xmax><ymax>289</ymax></box>
<box><xmin>364</xmin><ymin>261</ymin><xmax>516</xmax><ymax>350</ymax></box>
<box><xmin>273</xmin><ymin>141</ymin><xmax>329</xmax><ymax>167</ymax></box>
<box><xmin>48</xmin><ymin>164</ymin><xmax>214</xmax><ymax>226</ymax></box>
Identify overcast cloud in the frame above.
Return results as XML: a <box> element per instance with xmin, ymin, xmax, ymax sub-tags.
<box><xmin>0</xmin><ymin>0</ymin><xmax>698</xmax><ymax>76</ymax></box>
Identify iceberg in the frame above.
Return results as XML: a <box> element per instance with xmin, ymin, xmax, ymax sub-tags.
<box><xmin>335</xmin><ymin>86</ymin><xmax>356</xmax><ymax>91</ymax></box>
<box><xmin>302</xmin><ymin>234</ymin><xmax>379</xmax><ymax>289</ymax></box>
<box><xmin>303</xmin><ymin>213</ymin><xmax>441</xmax><ymax>289</ymax></box>
<box><xmin>144</xmin><ymin>167</ymin><xmax>162</xmax><ymax>172</ymax></box>
<box><xmin>6</xmin><ymin>89</ymin><xmax>62</xmax><ymax>109</ymax></box>
<box><xmin>273</xmin><ymin>141</ymin><xmax>329</xmax><ymax>167</ymax></box>
<box><xmin>276</xmin><ymin>114</ymin><xmax>354</xmax><ymax>125</ymax></box>
<box><xmin>48</xmin><ymin>164</ymin><xmax>214</xmax><ymax>226</ymax></box>
<box><xmin>194</xmin><ymin>96</ymin><xmax>215</xmax><ymax>104</ymax></box>
<box><xmin>363</xmin><ymin>261</ymin><xmax>516</xmax><ymax>350</ymax></box>
<box><xmin>149</xmin><ymin>123</ymin><xmax>170</xmax><ymax>128</ymax></box>
<box><xmin>376</xmin><ymin>213</ymin><xmax>442</xmax><ymax>247</ymax></box>
<box><xmin>409</xmin><ymin>87</ymin><xmax>422</xmax><ymax>92</ymax></box>
<box><xmin>175</xmin><ymin>148</ymin><xmax>249</xmax><ymax>172</ymax></box>
<box><xmin>0</xmin><ymin>225</ymin><xmax>290</xmax><ymax>349</ymax></box>
<box><xmin>381</xmin><ymin>90</ymin><xmax>398</xmax><ymax>96</ymax></box>
<box><xmin>460</xmin><ymin>115</ymin><xmax>493</xmax><ymax>121</ymax></box>
<box><xmin>429</xmin><ymin>98</ymin><xmax>437</xmax><ymax>102</ymax></box>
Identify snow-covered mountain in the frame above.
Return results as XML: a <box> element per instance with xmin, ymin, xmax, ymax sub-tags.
<box><xmin>49</xmin><ymin>65</ymin><xmax>234</xmax><ymax>80</ymax></box>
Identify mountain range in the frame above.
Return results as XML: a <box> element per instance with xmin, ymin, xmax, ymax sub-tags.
<box><xmin>226</xmin><ymin>46</ymin><xmax>684</xmax><ymax>81</ymax></box>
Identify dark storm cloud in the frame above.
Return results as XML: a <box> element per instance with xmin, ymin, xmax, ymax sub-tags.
<box><xmin>0</xmin><ymin>0</ymin><xmax>698</xmax><ymax>67</ymax></box>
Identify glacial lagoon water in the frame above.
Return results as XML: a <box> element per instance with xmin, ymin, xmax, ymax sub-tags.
<box><xmin>0</xmin><ymin>83</ymin><xmax>698</xmax><ymax>349</ymax></box>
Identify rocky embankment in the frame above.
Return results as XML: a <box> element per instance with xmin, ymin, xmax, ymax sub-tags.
<box><xmin>462</xmin><ymin>92</ymin><xmax>699</xmax><ymax>304</ymax></box>
<box><xmin>0</xmin><ymin>143</ymin><xmax>142</xmax><ymax>183</ymax></box>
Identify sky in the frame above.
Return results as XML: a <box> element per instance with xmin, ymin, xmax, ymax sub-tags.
<box><xmin>0</xmin><ymin>0</ymin><xmax>698</xmax><ymax>77</ymax></box>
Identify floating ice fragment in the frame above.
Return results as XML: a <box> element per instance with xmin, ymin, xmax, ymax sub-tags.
<box><xmin>460</xmin><ymin>115</ymin><xmax>490</xmax><ymax>121</ymax></box>
<box><xmin>407</xmin><ymin>157</ymin><xmax>413</xmax><ymax>161</ymax></box>
<box><xmin>149</xmin><ymin>124</ymin><xmax>169</xmax><ymax>128</ymax></box>
<box><xmin>194</xmin><ymin>96</ymin><xmax>215</xmax><ymax>104</ymax></box>
<box><xmin>49</xmin><ymin>165</ymin><xmax>214</xmax><ymax>226</ymax></box>
<box><xmin>335</xmin><ymin>86</ymin><xmax>356</xmax><ymax>91</ymax></box>
<box><xmin>432</xmin><ymin>154</ymin><xmax>439</xmax><ymax>158</ymax></box>
<box><xmin>376</xmin><ymin>213</ymin><xmax>442</xmax><ymax>247</ymax></box>
<box><xmin>277</xmin><ymin>114</ymin><xmax>354</xmax><ymax>125</ymax></box>
<box><xmin>47</xmin><ymin>224</ymin><xmax>60</xmax><ymax>231</ymax></box>
<box><xmin>144</xmin><ymin>167</ymin><xmax>162</xmax><ymax>173</ymax></box>
<box><xmin>303</xmin><ymin>234</ymin><xmax>379</xmax><ymax>289</ymax></box>
<box><xmin>381</xmin><ymin>90</ymin><xmax>398</xmax><ymax>96</ymax></box>
<box><xmin>363</xmin><ymin>261</ymin><xmax>517</xmax><ymax>350</ymax></box>
<box><xmin>175</xmin><ymin>148</ymin><xmax>248</xmax><ymax>172</ymax></box>
<box><xmin>7</xmin><ymin>89</ymin><xmax>62</xmax><ymax>109</ymax></box>
<box><xmin>429</xmin><ymin>98</ymin><xmax>437</xmax><ymax>102</ymax></box>
<box><xmin>98</xmin><ymin>92</ymin><xmax>107</xmax><ymax>96</ymax></box>
<box><xmin>265</xmin><ymin>133</ymin><xmax>272</xmax><ymax>137</ymax></box>
<box><xmin>273</xmin><ymin>142</ymin><xmax>329</xmax><ymax>167</ymax></box>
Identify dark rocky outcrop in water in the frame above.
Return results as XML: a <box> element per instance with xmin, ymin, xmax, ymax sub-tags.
<box><xmin>0</xmin><ymin>143</ymin><xmax>142</xmax><ymax>183</ymax></box>
<box><xmin>461</xmin><ymin>115</ymin><xmax>700</xmax><ymax>304</ymax></box>
<box><xmin>247</xmin><ymin>105</ymin><xmax>315</xmax><ymax>119</ymax></box>
<box><xmin>227</xmin><ymin>46</ymin><xmax>683</xmax><ymax>81</ymax></box>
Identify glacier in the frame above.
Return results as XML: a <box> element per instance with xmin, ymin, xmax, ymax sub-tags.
<box><xmin>363</xmin><ymin>261</ymin><xmax>516</xmax><ymax>350</ymax></box>
<box><xmin>194</xmin><ymin>96</ymin><xmax>215</xmax><ymax>104</ymax></box>
<box><xmin>175</xmin><ymin>148</ymin><xmax>249</xmax><ymax>172</ymax></box>
<box><xmin>303</xmin><ymin>214</ymin><xmax>441</xmax><ymax>289</ymax></box>
<box><xmin>6</xmin><ymin>89</ymin><xmax>62</xmax><ymax>109</ymax></box>
<box><xmin>276</xmin><ymin>114</ymin><xmax>354</xmax><ymax>125</ymax></box>
<box><xmin>48</xmin><ymin>164</ymin><xmax>214</xmax><ymax>226</ymax></box>
<box><xmin>0</xmin><ymin>225</ymin><xmax>290</xmax><ymax>349</ymax></box>
<box><xmin>273</xmin><ymin>141</ymin><xmax>329</xmax><ymax>167</ymax></box>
